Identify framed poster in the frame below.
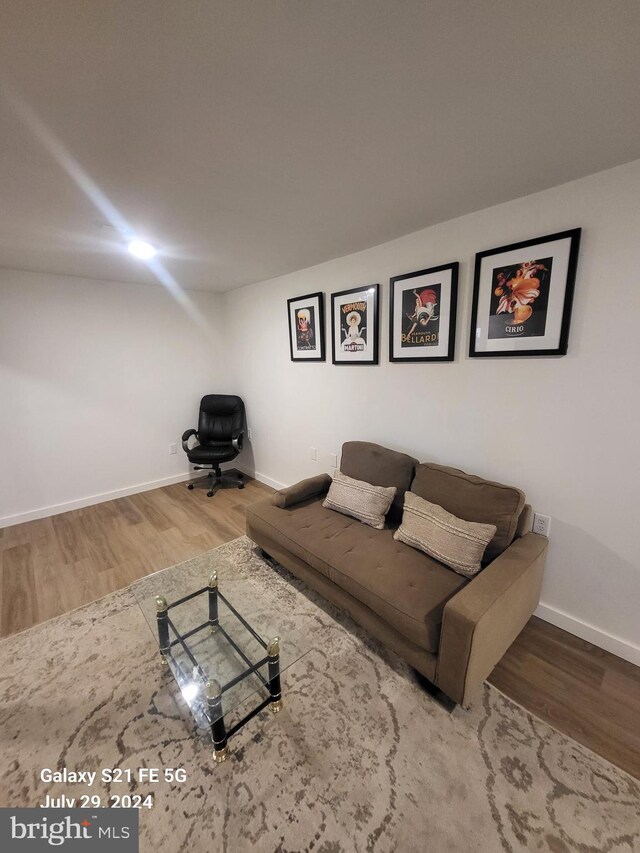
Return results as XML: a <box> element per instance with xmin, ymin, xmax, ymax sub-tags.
<box><xmin>287</xmin><ymin>291</ymin><xmax>325</xmax><ymax>361</ymax></box>
<box><xmin>389</xmin><ymin>262</ymin><xmax>458</xmax><ymax>362</ymax></box>
<box><xmin>331</xmin><ymin>283</ymin><xmax>379</xmax><ymax>365</ymax></box>
<box><xmin>469</xmin><ymin>228</ymin><xmax>581</xmax><ymax>357</ymax></box>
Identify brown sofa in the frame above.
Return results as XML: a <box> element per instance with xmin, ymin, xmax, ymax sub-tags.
<box><xmin>246</xmin><ymin>441</ymin><xmax>547</xmax><ymax>707</ymax></box>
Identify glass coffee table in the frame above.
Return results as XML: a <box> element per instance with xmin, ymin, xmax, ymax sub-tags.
<box><xmin>133</xmin><ymin>553</ymin><xmax>309</xmax><ymax>763</ymax></box>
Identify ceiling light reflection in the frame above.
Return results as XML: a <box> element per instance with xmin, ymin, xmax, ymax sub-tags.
<box><xmin>128</xmin><ymin>239</ymin><xmax>157</xmax><ymax>260</ymax></box>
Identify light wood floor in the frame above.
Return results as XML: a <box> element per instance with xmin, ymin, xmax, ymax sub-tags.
<box><xmin>0</xmin><ymin>477</ymin><xmax>273</xmax><ymax>636</ymax></box>
<box><xmin>1</xmin><ymin>477</ymin><xmax>639</xmax><ymax>779</ymax></box>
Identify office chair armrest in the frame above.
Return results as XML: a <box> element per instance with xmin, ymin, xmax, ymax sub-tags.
<box><xmin>181</xmin><ymin>429</ymin><xmax>198</xmax><ymax>452</ymax></box>
<box><xmin>231</xmin><ymin>430</ymin><xmax>245</xmax><ymax>452</ymax></box>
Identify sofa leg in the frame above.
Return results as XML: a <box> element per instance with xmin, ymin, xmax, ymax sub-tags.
<box><xmin>413</xmin><ymin>670</ymin><xmax>457</xmax><ymax>712</ymax></box>
<box><xmin>258</xmin><ymin>548</ymin><xmax>274</xmax><ymax>564</ymax></box>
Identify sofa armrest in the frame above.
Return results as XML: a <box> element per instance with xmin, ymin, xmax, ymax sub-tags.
<box><xmin>435</xmin><ymin>532</ymin><xmax>547</xmax><ymax>707</ymax></box>
<box><xmin>272</xmin><ymin>474</ymin><xmax>332</xmax><ymax>508</ymax></box>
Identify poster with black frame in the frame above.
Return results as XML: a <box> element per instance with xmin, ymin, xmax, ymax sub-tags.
<box><xmin>469</xmin><ymin>228</ymin><xmax>581</xmax><ymax>357</ymax></box>
<box><xmin>287</xmin><ymin>291</ymin><xmax>325</xmax><ymax>361</ymax></box>
<box><xmin>331</xmin><ymin>283</ymin><xmax>379</xmax><ymax>365</ymax></box>
<box><xmin>389</xmin><ymin>262</ymin><xmax>458</xmax><ymax>362</ymax></box>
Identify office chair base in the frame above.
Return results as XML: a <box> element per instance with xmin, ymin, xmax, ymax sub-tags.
<box><xmin>187</xmin><ymin>466</ymin><xmax>244</xmax><ymax>498</ymax></box>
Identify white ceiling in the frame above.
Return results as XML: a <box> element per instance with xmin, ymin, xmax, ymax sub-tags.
<box><xmin>1</xmin><ymin>0</ymin><xmax>639</xmax><ymax>293</ymax></box>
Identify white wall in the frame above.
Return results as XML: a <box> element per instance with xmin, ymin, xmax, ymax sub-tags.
<box><xmin>224</xmin><ymin>159</ymin><xmax>640</xmax><ymax>665</ymax></box>
<box><xmin>0</xmin><ymin>269</ymin><xmax>226</xmax><ymax>524</ymax></box>
<box><xmin>2</xmin><ymin>162</ymin><xmax>638</xmax><ymax>665</ymax></box>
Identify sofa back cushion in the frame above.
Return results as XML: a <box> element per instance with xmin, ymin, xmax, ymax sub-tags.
<box><xmin>323</xmin><ymin>471</ymin><xmax>397</xmax><ymax>530</ymax></box>
<box><xmin>410</xmin><ymin>462</ymin><xmax>525</xmax><ymax>561</ymax></box>
<box><xmin>394</xmin><ymin>492</ymin><xmax>496</xmax><ymax>577</ymax></box>
<box><xmin>340</xmin><ymin>441</ymin><xmax>417</xmax><ymax>523</ymax></box>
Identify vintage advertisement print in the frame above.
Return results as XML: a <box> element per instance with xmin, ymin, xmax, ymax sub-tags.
<box><xmin>331</xmin><ymin>284</ymin><xmax>379</xmax><ymax>364</ymax></box>
<box><xmin>401</xmin><ymin>283</ymin><xmax>441</xmax><ymax>347</ymax></box>
<box><xmin>390</xmin><ymin>263</ymin><xmax>458</xmax><ymax>362</ymax></box>
<box><xmin>287</xmin><ymin>291</ymin><xmax>325</xmax><ymax>361</ymax></box>
<box><xmin>296</xmin><ymin>304</ymin><xmax>317</xmax><ymax>350</ymax></box>
<box><xmin>488</xmin><ymin>256</ymin><xmax>552</xmax><ymax>339</ymax></box>
<box><xmin>469</xmin><ymin>229</ymin><xmax>581</xmax><ymax>357</ymax></box>
<box><xmin>340</xmin><ymin>299</ymin><xmax>368</xmax><ymax>353</ymax></box>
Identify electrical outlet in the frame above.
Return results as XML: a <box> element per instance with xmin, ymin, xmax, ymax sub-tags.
<box><xmin>169</xmin><ymin>443</ymin><xmax>177</xmax><ymax>455</ymax></box>
<box><xmin>247</xmin><ymin>428</ymin><xmax>252</xmax><ymax>440</ymax></box>
<box><xmin>533</xmin><ymin>513</ymin><xmax>551</xmax><ymax>537</ymax></box>
<box><xmin>329</xmin><ymin>452</ymin><xmax>337</xmax><ymax>468</ymax></box>
<box><xmin>310</xmin><ymin>447</ymin><xmax>317</xmax><ymax>461</ymax></box>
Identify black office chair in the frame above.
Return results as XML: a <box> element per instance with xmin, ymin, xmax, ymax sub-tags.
<box><xmin>182</xmin><ymin>395</ymin><xmax>246</xmax><ymax>497</ymax></box>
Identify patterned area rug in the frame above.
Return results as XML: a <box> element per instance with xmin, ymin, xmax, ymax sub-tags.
<box><xmin>1</xmin><ymin>536</ymin><xmax>638</xmax><ymax>852</ymax></box>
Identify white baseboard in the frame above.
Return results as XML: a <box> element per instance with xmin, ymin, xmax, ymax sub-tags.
<box><xmin>535</xmin><ymin>602</ymin><xmax>640</xmax><ymax>667</ymax></box>
<box><xmin>235</xmin><ymin>466</ymin><xmax>287</xmax><ymax>492</ymax></box>
<box><xmin>1</xmin><ymin>466</ymin><xmax>283</xmax><ymax>529</ymax></box>
<box><xmin>0</xmin><ymin>471</ymin><xmax>198</xmax><ymax>529</ymax></box>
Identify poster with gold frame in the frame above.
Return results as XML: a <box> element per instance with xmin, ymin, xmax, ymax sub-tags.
<box><xmin>389</xmin><ymin>262</ymin><xmax>458</xmax><ymax>362</ymax></box>
<box><xmin>469</xmin><ymin>229</ymin><xmax>581</xmax><ymax>357</ymax></box>
<box><xmin>287</xmin><ymin>291</ymin><xmax>325</xmax><ymax>361</ymax></box>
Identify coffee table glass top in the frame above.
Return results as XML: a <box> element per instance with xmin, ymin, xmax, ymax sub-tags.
<box><xmin>132</xmin><ymin>553</ymin><xmax>309</xmax><ymax>731</ymax></box>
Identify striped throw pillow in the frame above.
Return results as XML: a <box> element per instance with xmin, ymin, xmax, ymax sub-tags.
<box><xmin>323</xmin><ymin>471</ymin><xmax>396</xmax><ymax>530</ymax></box>
<box><xmin>394</xmin><ymin>491</ymin><xmax>497</xmax><ymax>577</ymax></box>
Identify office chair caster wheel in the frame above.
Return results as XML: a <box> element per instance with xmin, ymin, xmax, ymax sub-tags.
<box><xmin>207</xmin><ymin>491</ymin><xmax>214</xmax><ymax>498</ymax></box>
<box><xmin>187</xmin><ymin>483</ymin><xmax>194</xmax><ymax>490</ymax></box>
<box><xmin>239</xmin><ymin>483</ymin><xmax>244</xmax><ymax>489</ymax></box>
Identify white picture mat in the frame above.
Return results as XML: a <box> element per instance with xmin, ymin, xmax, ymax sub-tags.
<box><xmin>289</xmin><ymin>294</ymin><xmax>322</xmax><ymax>359</ymax></box>
<box><xmin>392</xmin><ymin>269</ymin><xmax>452</xmax><ymax>359</ymax></box>
<box><xmin>333</xmin><ymin>288</ymin><xmax>376</xmax><ymax>362</ymax></box>
<box><xmin>474</xmin><ymin>236</ymin><xmax>572</xmax><ymax>352</ymax></box>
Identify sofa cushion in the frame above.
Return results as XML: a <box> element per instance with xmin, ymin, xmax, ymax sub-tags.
<box><xmin>410</xmin><ymin>463</ymin><xmax>525</xmax><ymax>562</ymax></box>
<box><xmin>246</xmin><ymin>497</ymin><xmax>467</xmax><ymax>653</ymax></box>
<box><xmin>323</xmin><ymin>471</ymin><xmax>396</xmax><ymax>529</ymax></box>
<box><xmin>340</xmin><ymin>441</ymin><xmax>418</xmax><ymax>522</ymax></box>
<box><xmin>394</xmin><ymin>491</ymin><xmax>497</xmax><ymax>577</ymax></box>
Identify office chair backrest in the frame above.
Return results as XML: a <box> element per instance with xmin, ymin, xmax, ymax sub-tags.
<box><xmin>198</xmin><ymin>395</ymin><xmax>245</xmax><ymax>443</ymax></box>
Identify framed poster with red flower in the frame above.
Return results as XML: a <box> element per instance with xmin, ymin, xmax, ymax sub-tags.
<box><xmin>389</xmin><ymin>262</ymin><xmax>458</xmax><ymax>362</ymax></box>
<box><xmin>469</xmin><ymin>228</ymin><xmax>581</xmax><ymax>357</ymax></box>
